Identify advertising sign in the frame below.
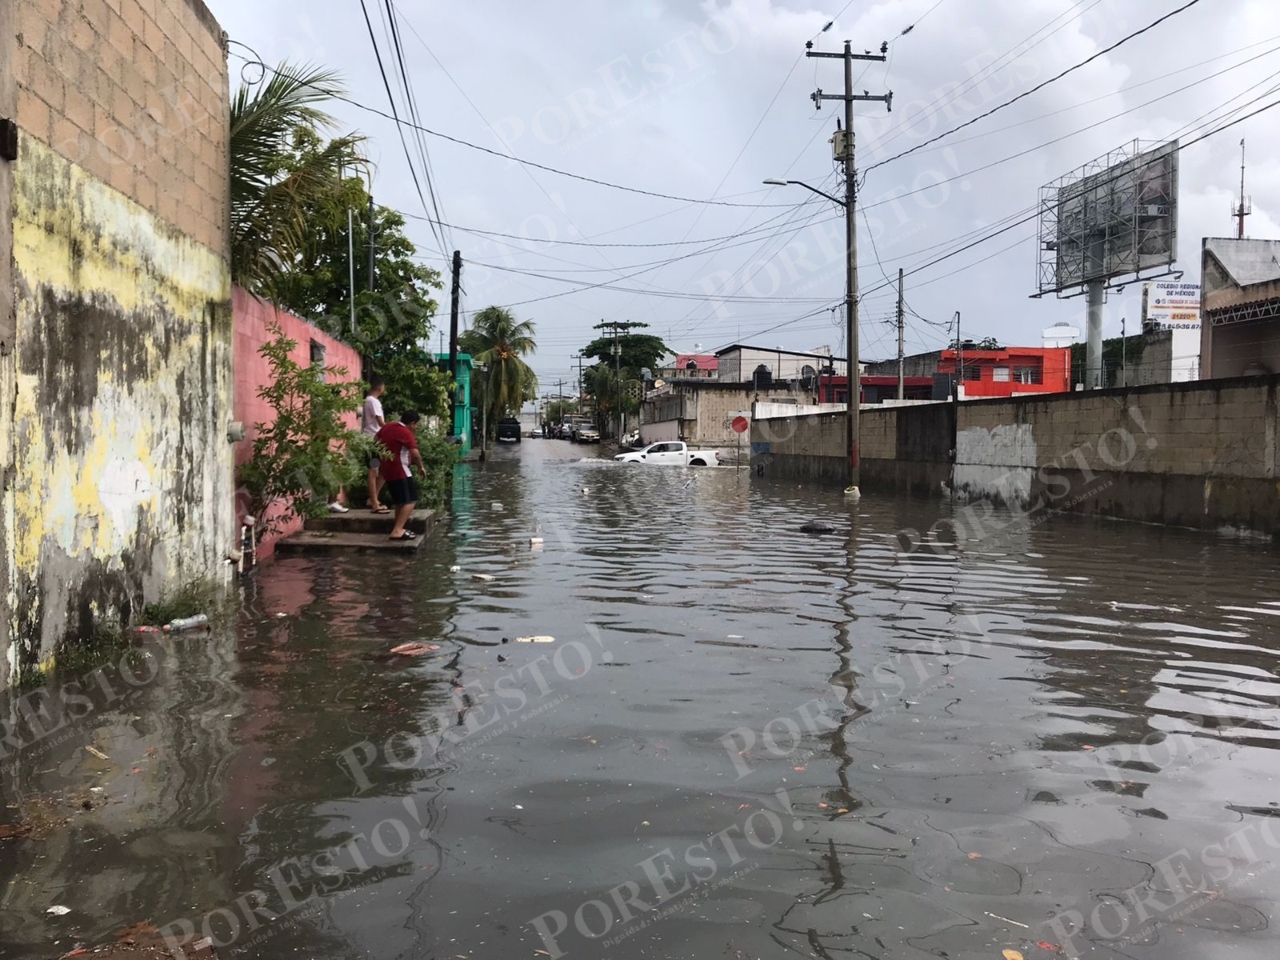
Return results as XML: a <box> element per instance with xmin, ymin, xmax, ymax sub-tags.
<box><xmin>1143</xmin><ymin>280</ymin><xmax>1201</xmax><ymax>331</ymax></box>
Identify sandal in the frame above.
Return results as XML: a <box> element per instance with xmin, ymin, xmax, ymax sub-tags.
<box><xmin>371</xmin><ymin>506</ymin><xmax>390</xmax><ymax>514</ymax></box>
<box><xmin>388</xmin><ymin>530</ymin><xmax>417</xmax><ymax>541</ymax></box>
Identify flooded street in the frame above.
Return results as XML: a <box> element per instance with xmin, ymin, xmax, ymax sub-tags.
<box><xmin>3</xmin><ymin>439</ymin><xmax>1280</xmax><ymax>959</ymax></box>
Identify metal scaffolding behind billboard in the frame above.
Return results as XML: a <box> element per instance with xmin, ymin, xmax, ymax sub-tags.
<box><xmin>1037</xmin><ymin>140</ymin><xmax>1179</xmax><ymax>297</ymax></box>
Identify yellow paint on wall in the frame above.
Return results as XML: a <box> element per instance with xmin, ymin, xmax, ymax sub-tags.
<box><xmin>7</xmin><ymin>133</ymin><xmax>233</xmax><ymax>656</ymax></box>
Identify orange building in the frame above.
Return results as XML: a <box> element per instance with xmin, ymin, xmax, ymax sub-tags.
<box><xmin>937</xmin><ymin>346</ymin><xmax>1071</xmax><ymax>398</ymax></box>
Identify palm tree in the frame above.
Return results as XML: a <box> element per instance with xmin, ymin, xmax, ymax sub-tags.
<box><xmin>230</xmin><ymin>63</ymin><xmax>364</xmax><ymax>291</ymax></box>
<box><xmin>460</xmin><ymin>307</ymin><xmax>538</xmax><ymax>434</ymax></box>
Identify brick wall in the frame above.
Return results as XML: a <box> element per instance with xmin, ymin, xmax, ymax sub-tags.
<box><xmin>13</xmin><ymin>0</ymin><xmax>228</xmax><ymax>255</ymax></box>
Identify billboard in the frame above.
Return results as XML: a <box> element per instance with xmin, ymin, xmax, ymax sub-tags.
<box><xmin>1142</xmin><ymin>280</ymin><xmax>1201</xmax><ymax>331</ymax></box>
<box><xmin>1037</xmin><ymin>141</ymin><xmax>1179</xmax><ymax>295</ymax></box>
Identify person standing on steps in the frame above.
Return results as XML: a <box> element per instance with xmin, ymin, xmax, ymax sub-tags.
<box><xmin>363</xmin><ymin>377</ymin><xmax>389</xmax><ymax>514</ymax></box>
<box><xmin>375</xmin><ymin>410</ymin><xmax>425</xmax><ymax>541</ymax></box>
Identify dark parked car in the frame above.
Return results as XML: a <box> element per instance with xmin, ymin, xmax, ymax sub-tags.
<box><xmin>496</xmin><ymin>418</ymin><xmax>523</xmax><ymax>444</ymax></box>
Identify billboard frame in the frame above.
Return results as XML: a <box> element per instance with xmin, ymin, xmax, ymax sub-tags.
<box><xmin>1035</xmin><ymin>140</ymin><xmax>1180</xmax><ymax>299</ymax></box>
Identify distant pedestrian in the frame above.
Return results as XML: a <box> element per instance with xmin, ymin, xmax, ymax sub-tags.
<box><xmin>375</xmin><ymin>410</ymin><xmax>425</xmax><ymax>541</ymax></box>
<box><xmin>363</xmin><ymin>377</ymin><xmax>388</xmax><ymax>514</ymax></box>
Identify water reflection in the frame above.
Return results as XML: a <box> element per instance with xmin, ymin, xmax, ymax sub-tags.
<box><xmin>0</xmin><ymin>440</ymin><xmax>1277</xmax><ymax>960</ymax></box>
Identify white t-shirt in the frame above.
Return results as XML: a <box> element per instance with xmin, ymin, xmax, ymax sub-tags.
<box><xmin>362</xmin><ymin>395</ymin><xmax>385</xmax><ymax>435</ymax></box>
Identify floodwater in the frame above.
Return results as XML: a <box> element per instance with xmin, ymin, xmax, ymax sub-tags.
<box><xmin>2</xmin><ymin>439</ymin><xmax>1280</xmax><ymax>959</ymax></box>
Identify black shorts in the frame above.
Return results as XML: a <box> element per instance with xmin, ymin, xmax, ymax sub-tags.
<box><xmin>385</xmin><ymin>477</ymin><xmax>418</xmax><ymax>506</ymax></box>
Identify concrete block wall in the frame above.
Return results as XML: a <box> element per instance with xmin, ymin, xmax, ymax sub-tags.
<box><xmin>232</xmin><ymin>288</ymin><xmax>362</xmax><ymax>559</ymax></box>
<box><xmin>752</xmin><ymin>376</ymin><xmax>1280</xmax><ymax>537</ymax></box>
<box><xmin>13</xmin><ymin>0</ymin><xmax>229</xmax><ymax>256</ymax></box>
<box><xmin>1</xmin><ymin>0</ymin><xmax>233</xmax><ymax>682</ymax></box>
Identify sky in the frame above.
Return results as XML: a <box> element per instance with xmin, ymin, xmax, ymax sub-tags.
<box><xmin>210</xmin><ymin>0</ymin><xmax>1280</xmax><ymax>391</ymax></box>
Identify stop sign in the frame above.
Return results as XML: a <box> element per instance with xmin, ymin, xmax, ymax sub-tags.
<box><xmin>731</xmin><ymin>416</ymin><xmax>749</xmax><ymax>434</ymax></box>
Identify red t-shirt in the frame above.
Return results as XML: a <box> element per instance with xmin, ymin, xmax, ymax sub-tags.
<box><xmin>375</xmin><ymin>422</ymin><xmax>418</xmax><ymax>481</ymax></box>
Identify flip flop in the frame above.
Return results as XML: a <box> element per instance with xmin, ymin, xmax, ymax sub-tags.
<box><xmin>371</xmin><ymin>506</ymin><xmax>390</xmax><ymax>514</ymax></box>
<box><xmin>388</xmin><ymin>531</ymin><xmax>418</xmax><ymax>541</ymax></box>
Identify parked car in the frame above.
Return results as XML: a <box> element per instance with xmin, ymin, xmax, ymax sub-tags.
<box><xmin>577</xmin><ymin>425</ymin><xmax>601</xmax><ymax>443</ymax></box>
<box><xmin>614</xmin><ymin>441</ymin><xmax>721</xmax><ymax>466</ymax></box>
<box><xmin>496</xmin><ymin>418</ymin><xmax>522</xmax><ymax>443</ymax></box>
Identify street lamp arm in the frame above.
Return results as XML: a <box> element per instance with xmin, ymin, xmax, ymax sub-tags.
<box><xmin>763</xmin><ymin>178</ymin><xmax>846</xmax><ymax>207</ymax></box>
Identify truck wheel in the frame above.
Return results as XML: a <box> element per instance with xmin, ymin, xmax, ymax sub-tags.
<box><xmin>690</xmin><ymin>458</ymin><xmax>706</xmax><ymax>466</ymax></box>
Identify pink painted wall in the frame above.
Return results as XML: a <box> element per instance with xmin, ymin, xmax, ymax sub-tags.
<box><xmin>233</xmin><ymin>286</ymin><xmax>363</xmax><ymax>558</ymax></box>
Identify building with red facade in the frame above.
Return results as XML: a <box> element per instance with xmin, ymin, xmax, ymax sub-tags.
<box><xmin>937</xmin><ymin>346</ymin><xmax>1071</xmax><ymax>398</ymax></box>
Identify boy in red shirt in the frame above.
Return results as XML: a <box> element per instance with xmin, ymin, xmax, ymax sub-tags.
<box><xmin>374</xmin><ymin>410</ymin><xmax>426</xmax><ymax>541</ymax></box>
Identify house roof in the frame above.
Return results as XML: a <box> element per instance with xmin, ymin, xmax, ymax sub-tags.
<box><xmin>674</xmin><ymin>354</ymin><xmax>718</xmax><ymax>370</ymax></box>
<box><xmin>714</xmin><ymin>343</ymin><xmax>839</xmax><ymax>360</ymax></box>
<box><xmin>1204</xmin><ymin>237</ymin><xmax>1280</xmax><ymax>288</ymax></box>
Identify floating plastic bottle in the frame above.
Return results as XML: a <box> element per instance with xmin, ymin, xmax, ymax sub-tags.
<box><xmin>165</xmin><ymin>614</ymin><xmax>210</xmax><ymax>633</ymax></box>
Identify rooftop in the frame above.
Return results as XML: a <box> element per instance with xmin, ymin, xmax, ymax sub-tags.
<box><xmin>1203</xmin><ymin>237</ymin><xmax>1280</xmax><ymax>288</ymax></box>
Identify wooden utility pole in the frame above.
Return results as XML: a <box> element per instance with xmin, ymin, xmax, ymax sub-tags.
<box><xmin>896</xmin><ymin>267</ymin><xmax>905</xmax><ymax>401</ymax></box>
<box><xmin>807</xmin><ymin>39</ymin><xmax>891</xmax><ymax>497</ymax></box>
<box><xmin>447</xmin><ymin>250</ymin><xmax>462</xmax><ymax>436</ymax></box>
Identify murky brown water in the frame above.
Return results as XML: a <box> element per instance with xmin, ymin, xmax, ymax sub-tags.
<box><xmin>1</xmin><ymin>439</ymin><xmax>1279</xmax><ymax>959</ymax></box>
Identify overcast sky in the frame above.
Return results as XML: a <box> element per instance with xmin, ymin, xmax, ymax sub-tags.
<box><xmin>211</xmin><ymin>0</ymin><xmax>1280</xmax><ymax>388</ymax></box>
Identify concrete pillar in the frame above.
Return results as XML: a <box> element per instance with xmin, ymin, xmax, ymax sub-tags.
<box><xmin>1086</xmin><ymin>279</ymin><xmax>1105</xmax><ymax>389</ymax></box>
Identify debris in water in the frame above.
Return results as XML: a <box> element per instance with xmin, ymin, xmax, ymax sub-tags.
<box><xmin>85</xmin><ymin>746</ymin><xmax>109</xmax><ymax>761</ymax></box>
<box><xmin>529</xmin><ymin>537</ymin><xmax>544</xmax><ymax>546</ymax></box>
<box><xmin>799</xmin><ymin>520</ymin><xmax>836</xmax><ymax>534</ymax></box>
<box><xmin>491</xmin><ymin>501</ymin><xmax>504</xmax><ymax>511</ymax></box>
<box><xmin>472</xmin><ymin>573</ymin><xmax>495</xmax><ymax>582</ymax></box>
<box><xmin>515</xmin><ymin>636</ymin><xmax>555</xmax><ymax>643</ymax></box>
<box><xmin>164</xmin><ymin>614</ymin><xmax>210</xmax><ymax>634</ymax></box>
<box><xmin>1002</xmin><ymin>951</ymin><xmax>1025</xmax><ymax>960</ymax></box>
<box><xmin>497</xmin><ymin>655</ymin><xmax>508</xmax><ymax>663</ymax></box>
<box><xmin>450</xmin><ymin>565</ymin><xmax>461</xmax><ymax>572</ymax></box>
<box><xmin>987</xmin><ymin>913</ymin><xmax>1029</xmax><ymax>929</ymax></box>
<box><xmin>390</xmin><ymin>642</ymin><xmax>440</xmax><ymax>657</ymax></box>
<box><xmin>967</xmin><ymin>852</ymin><xmax>982</xmax><ymax>860</ymax></box>
<box><xmin>1036</xmin><ymin>943</ymin><xmax>1061</xmax><ymax>953</ymax></box>
<box><xmin>46</xmin><ymin>905</ymin><xmax>71</xmax><ymax>916</ymax></box>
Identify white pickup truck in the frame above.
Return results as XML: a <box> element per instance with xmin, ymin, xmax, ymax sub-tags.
<box><xmin>614</xmin><ymin>441</ymin><xmax>722</xmax><ymax>466</ymax></box>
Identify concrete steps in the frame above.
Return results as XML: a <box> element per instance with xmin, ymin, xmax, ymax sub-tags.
<box><xmin>274</xmin><ymin>509</ymin><xmax>439</xmax><ymax>555</ymax></box>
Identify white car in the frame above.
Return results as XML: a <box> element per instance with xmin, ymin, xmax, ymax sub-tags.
<box><xmin>614</xmin><ymin>441</ymin><xmax>721</xmax><ymax>466</ymax></box>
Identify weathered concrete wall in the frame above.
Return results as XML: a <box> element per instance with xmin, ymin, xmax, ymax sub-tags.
<box><xmin>232</xmin><ymin>287</ymin><xmax>362</xmax><ymax>559</ymax></box>
<box><xmin>0</xmin><ymin>0</ymin><xmax>17</xmax><ymax>689</ymax></box>
<box><xmin>4</xmin><ymin>0</ymin><xmax>233</xmax><ymax>680</ymax></box>
<box><xmin>954</xmin><ymin>376</ymin><xmax>1280</xmax><ymax>535</ymax></box>
<box><xmin>751</xmin><ymin>402</ymin><xmax>953</xmax><ymax>495</ymax></box>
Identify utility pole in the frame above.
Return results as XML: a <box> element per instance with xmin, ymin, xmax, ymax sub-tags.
<box><xmin>1121</xmin><ymin>316</ymin><xmax>1126</xmax><ymax>387</ymax></box>
<box><xmin>572</xmin><ymin>352</ymin><xmax>587</xmax><ymax>402</ymax></box>
<box><xmin>367</xmin><ymin>193</ymin><xmax>376</xmax><ymax>291</ymax></box>
<box><xmin>954</xmin><ymin>311</ymin><xmax>963</xmax><ymax>398</ymax></box>
<box><xmin>896</xmin><ymin>267</ymin><xmax>905</xmax><ymax>401</ymax></box>
<box><xmin>1234</xmin><ymin>138</ymin><xmax>1251</xmax><ymax>239</ymax></box>
<box><xmin>807</xmin><ymin>38</ymin><xmax>891</xmax><ymax>497</ymax></box>
<box><xmin>594</xmin><ymin>320</ymin><xmax>646</xmax><ymax>443</ymax></box>
<box><xmin>447</xmin><ymin>250</ymin><xmax>462</xmax><ymax>437</ymax></box>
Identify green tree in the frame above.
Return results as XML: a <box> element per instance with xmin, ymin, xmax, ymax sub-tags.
<box><xmin>237</xmin><ymin>325</ymin><xmax>366</xmax><ymax>534</ymax></box>
<box><xmin>230</xmin><ymin>63</ymin><xmax>363</xmax><ymax>292</ymax></box>
<box><xmin>459</xmin><ymin>307</ymin><xmax>538</xmax><ymax>434</ymax></box>
<box><xmin>261</xmin><ymin>130</ymin><xmax>450</xmax><ymax>422</ymax></box>
<box><xmin>580</xmin><ymin>327</ymin><xmax>670</xmax><ymax>375</ymax></box>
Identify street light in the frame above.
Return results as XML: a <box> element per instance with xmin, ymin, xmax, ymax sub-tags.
<box><xmin>765</xmin><ymin>177</ymin><xmax>859</xmax><ymax>496</ymax></box>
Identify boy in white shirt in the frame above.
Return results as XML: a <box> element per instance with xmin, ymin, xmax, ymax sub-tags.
<box><xmin>363</xmin><ymin>377</ymin><xmax>388</xmax><ymax>513</ymax></box>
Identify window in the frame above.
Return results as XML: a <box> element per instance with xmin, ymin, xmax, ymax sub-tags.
<box><xmin>310</xmin><ymin>340</ymin><xmax>326</xmax><ymax>382</ymax></box>
<box><xmin>993</xmin><ymin>367</ymin><xmax>1010</xmax><ymax>382</ymax></box>
<box><xmin>1015</xmin><ymin>366</ymin><xmax>1041</xmax><ymax>384</ymax></box>
<box><xmin>962</xmin><ymin>365</ymin><xmax>981</xmax><ymax>381</ymax></box>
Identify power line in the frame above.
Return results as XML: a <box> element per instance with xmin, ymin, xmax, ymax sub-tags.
<box><xmin>865</xmin><ymin>0</ymin><xmax>1206</xmax><ymax>174</ymax></box>
<box><xmin>356</xmin><ymin>0</ymin><xmax>445</xmax><ymax>257</ymax></box>
<box><xmin>227</xmin><ymin>52</ymin><xmax>802</xmax><ymax>212</ymax></box>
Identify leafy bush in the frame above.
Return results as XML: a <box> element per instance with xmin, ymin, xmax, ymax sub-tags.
<box><xmin>237</xmin><ymin>324</ymin><xmax>364</xmax><ymax>535</ymax></box>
